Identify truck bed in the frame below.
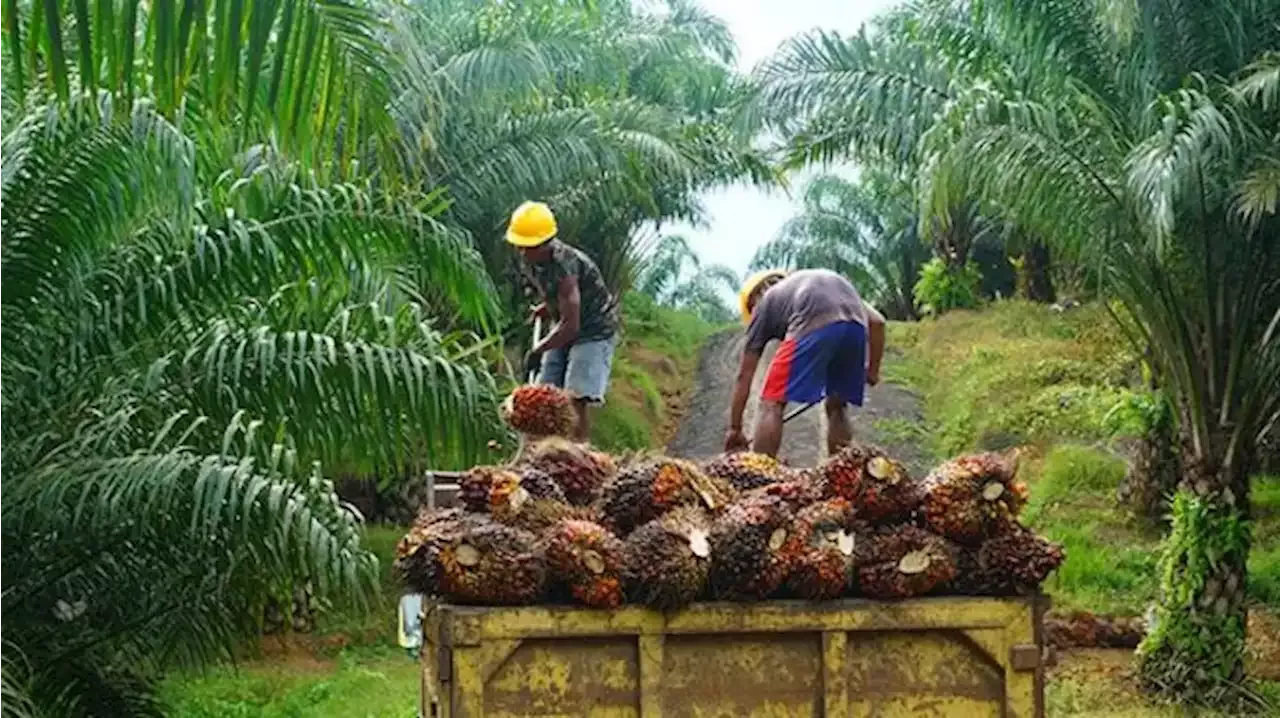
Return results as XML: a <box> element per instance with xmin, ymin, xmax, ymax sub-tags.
<box><xmin>421</xmin><ymin>595</ymin><xmax>1050</xmax><ymax>717</ymax></box>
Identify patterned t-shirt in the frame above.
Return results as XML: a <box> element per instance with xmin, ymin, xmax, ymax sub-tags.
<box><xmin>526</xmin><ymin>240</ymin><xmax>619</xmax><ymax>342</ymax></box>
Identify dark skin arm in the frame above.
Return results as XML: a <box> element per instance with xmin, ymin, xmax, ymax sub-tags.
<box><xmin>865</xmin><ymin>303</ymin><xmax>886</xmax><ymax>385</ymax></box>
<box><xmin>724</xmin><ymin>348</ymin><xmax>761</xmax><ymax>451</ymax></box>
<box><xmin>533</xmin><ymin>275</ymin><xmax>580</xmax><ymax>353</ymax></box>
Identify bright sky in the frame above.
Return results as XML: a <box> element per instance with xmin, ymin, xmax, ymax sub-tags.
<box><xmin>664</xmin><ymin>0</ymin><xmax>901</xmax><ymax>278</ymax></box>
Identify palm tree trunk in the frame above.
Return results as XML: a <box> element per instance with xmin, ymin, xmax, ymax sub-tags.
<box><xmin>1137</xmin><ymin>433</ymin><xmax>1254</xmax><ymax>707</ymax></box>
<box><xmin>1023</xmin><ymin>241</ymin><xmax>1055</xmax><ymax>303</ymax></box>
<box><xmin>1117</xmin><ymin>419</ymin><xmax>1179</xmax><ymax>522</ymax></box>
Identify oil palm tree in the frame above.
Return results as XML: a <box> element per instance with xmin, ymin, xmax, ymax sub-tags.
<box><xmin>635</xmin><ymin>233</ymin><xmax>738</xmax><ymax>323</ymax></box>
<box><xmin>751</xmin><ymin>170</ymin><xmax>929</xmax><ymax>320</ymax></box>
<box><xmin>1</xmin><ymin>95</ymin><xmax>503</xmax><ymax>715</ymax></box>
<box><xmin>757</xmin><ymin>0</ymin><xmax>1280</xmax><ymax>705</ymax></box>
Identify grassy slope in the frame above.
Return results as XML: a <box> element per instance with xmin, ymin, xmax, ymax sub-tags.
<box><xmin>888</xmin><ymin>300</ymin><xmax>1279</xmax><ymax>715</ymax></box>
<box><xmin>589</xmin><ymin>293</ymin><xmax>722</xmax><ymax>452</ymax></box>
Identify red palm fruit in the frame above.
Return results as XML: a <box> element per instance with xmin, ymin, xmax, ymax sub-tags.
<box><xmin>743</xmin><ymin>476</ymin><xmax>823</xmax><ymax>511</ymax></box>
<box><xmin>600</xmin><ymin>458</ymin><xmax>736</xmax><ymax>535</ymax></box>
<box><xmin>622</xmin><ymin>506</ymin><xmax>713</xmax><ymax>610</ymax></box>
<box><xmin>700</xmin><ymin>452</ymin><xmax>792</xmax><ymax>491</ymax></box>
<box><xmin>855</xmin><ymin>525</ymin><xmax>958</xmax><ymax>599</ymax></box>
<box><xmin>978</xmin><ymin>525</ymin><xmax>1065</xmax><ymax>588</ymax></box>
<box><xmin>708</xmin><ymin>493</ymin><xmax>800</xmax><ymax>600</ymax></box>
<box><xmin>520</xmin><ymin>437</ymin><xmax>616</xmax><ymax>506</ymax></box>
<box><xmin>394</xmin><ymin>508</ymin><xmax>465</xmax><ymax>595</ymax></box>
<box><xmin>437</xmin><ymin>515</ymin><xmax>546</xmax><ymax>605</ymax></box>
<box><xmin>540</xmin><ymin>518</ymin><xmax>626</xmax><ymax>608</ymax></box>
<box><xmin>785</xmin><ymin>498</ymin><xmax>868</xmax><ymax>600</ymax></box>
<box><xmin>501</xmin><ymin>384</ymin><xmax>576</xmax><ymax>437</ymax></box>
<box><xmin>818</xmin><ymin>443</ymin><xmax>922</xmax><ymax>523</ymax></box>
<box><xmin>948</xmin><ymin>546</ymin><xmax>1017</xmax><ymax>596</ymax></box>
<box><xmin>920</xmin><ymin>452</ymin><xmax>1028</xmax><ymax>545</ymax></box>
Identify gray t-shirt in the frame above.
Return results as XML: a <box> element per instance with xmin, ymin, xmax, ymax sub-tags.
<box><xmin>744</xmin><ymin>269</ymin><xmax>869</xmax><ymax>354</ymax></box>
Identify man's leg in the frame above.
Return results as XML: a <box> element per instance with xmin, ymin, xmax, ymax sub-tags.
<box><xmin>563</xmin><ymin>337</ymin><xmax>617</xmax><ymax>443</ymax></box>
<box><xmin>824</xmin><ymin>322</ymin><xmax>868</xmax><ymax>455</ymax></box>
<box><xmin>825</xmin><ymin>396</ymin><xmax>852</xmax><ymax>456</ymax></box>
<box><xmin>752</xmin><ymin>400</ymin><xmax>786</xmax><ymax>457</ymax></box>
<box><xmin>571</xmin><ymin>399</ymin><xmax>591</xmax><ymax>442</ymax></box>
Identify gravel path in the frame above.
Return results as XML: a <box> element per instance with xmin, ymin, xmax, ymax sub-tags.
<box><xmin>666</xmin><ymin>330</ymin><xmax>935</xmax><ymax>476</ymax></box>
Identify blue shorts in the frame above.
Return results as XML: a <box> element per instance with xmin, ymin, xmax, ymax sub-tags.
<box><xmin>538</xmin><ymin>336</ymin><xmax>617</xmax><ymax>403</ymax></box>
<box><xmin>762</xmin><ymin>321</ymin><xmax>866</xmax><ymax>406</ymax></box>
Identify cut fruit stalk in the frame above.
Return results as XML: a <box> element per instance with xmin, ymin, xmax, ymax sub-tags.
<box><xmin>689</xmin><ymin>529</ymin><xmax>710</xmax><ymax>558</ymax></box>
<box><xmin>455</xmin><ymin>544</ymin><xmax>481</xmax><ymax>567</ymax></box>
<box><xmin>897</xmin><ymin>550</ymin><xmax>931</xmax><ymax>575</ymax></box>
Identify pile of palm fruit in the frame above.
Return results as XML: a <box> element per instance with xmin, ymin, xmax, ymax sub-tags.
<box><xmin>395</xmin><ymin>385</ymin><xmax>1065</xmax><ymax>609</ymax></box>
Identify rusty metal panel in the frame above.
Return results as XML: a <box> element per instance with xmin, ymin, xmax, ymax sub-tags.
<box><xmin>421</xmin><ymin>597</ymin><xmax>1045</xmax><ymax>718</ymax></box>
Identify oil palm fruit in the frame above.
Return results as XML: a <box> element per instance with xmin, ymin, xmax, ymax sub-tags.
<box><xmin>600</xmin><ymin>457</ymin><xmax>736</xmax><ymax>535</ymax></box>
<box><xmin>743</xmin><ymin>476</ymin><xmax>823</xmax><ymax>511</ymax></box>
<box><xmin>500</xmin><ymin>497</ymin><xmax>603</xmax><ymax>534</ymax></box>
<box><xmin>700</xmin><ymin>452</ymin><xmax>792</xmax><ymax>491</ymax></box>
<box><xmin>708</xmin><ymin>493</ymin><xmax>799</xmax><ymax>600</ymax></box>
<box><xmin>541</xmin><ymin>519</ymin><xmax>626</xmax><ymax>608</ymax></box>
<box><xmin>393</xmin><ymin>508</ymin><xmax>465</xmax><ymax>595</ymax></box>
<box><xmin>785</xmin><ymin>498</ymin><xmax>867</xmax><ymax>600</ymax></box>
<box><xmin>501</xmin><ymin>384</ymin><xmax>576</xmax><ymax>437</ymax></box>
<box><xmin>459</xmin><ymin>466</ymin><xmax>565</xmax><ymax>515</ymax></box>
<box><xmin>920</xmin><ymin>452</ymin><xmax>1028</xmax><ymax>545</ymax></box>
<box><xmin>977</xmin><ymin>525</ymin><xmax>1065</xmax><ymax>588</ymax></box>
<box><xmin>818</xmin><ymin>443</ymin><xmax>922</xmax><ymax>523</ymax></box>
<box><xmin>856</xmin><ymin>525</ymin><xmax>957</xmax><ymax>599</ymax></box>
<box><xmin>949</xmin><ymin>546</ymin><xmax>1016</xmax><ymax>596</ymax></box>
<box><xmin>622</xmin><ymin>506</ymin><xmax>713</xmax><ymax>610</ymax></box>
<box><xmin>521</xmin><ymin>437</ymin><xmax>617</xmax><ymax>505</ymax></box>
<box><xmin>437</xmin><ymin>515</ymin><xmax>546</xmax><ymax>605</ymax></box>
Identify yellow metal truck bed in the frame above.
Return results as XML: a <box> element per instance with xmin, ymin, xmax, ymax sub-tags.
<box><xmin>421</xmin><ymin>595</ymin><xmax>1049</xmax><ymax>718</ymax></box>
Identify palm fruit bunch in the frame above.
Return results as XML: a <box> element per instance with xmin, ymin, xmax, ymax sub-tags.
<box><xmin>977</xmin><ymin>525</ymin><xmax>1065</xmax><ymax>588</ymax></box>
<box><xmin>599</xmin><ymin>457</ymin><xmax>735</xmax><ymax>535</ymax></box>
<box><xmin>501</xmin><ymin>383</ymin><xmax>575</xmax><ymax>437</ymax></box>
<box><xmin>459</xmin><ymin>466</ymin><xmax>565</xmax><ymax>515</ymax></box>
<box><xmin>700</xmin><ymin>452</ymin><xmax>792</xmax><ymax>491</ymax></box>
<box><xmin>436</xmin><ymin>515</ymin><xmax>547</xmax><ymax>605</ymax></box>
<box><xmin>622</xmin><ymin>506</ymin><xmax>713</xmax><ymax>610</ymax></box>
<box><xmin>920</xmin><ymin>452</ymin><xmax>1028</xmax><ymax>545</ymax></box>
<box><xmin>1045</xmin><ymin>611</ymin><xmax>1145</xmax><ymax>649</ymax></box>
<box><xmin>499</xmin><ymin>497</ymin><xmax>603</xmax><ymax>535</ymax></box>
<box><xmin>742</xmin><ymin>476</ymin><xmax>823</xmax><ymax>511</ymax></box>
<box><xmin>818</xmin><ymin>443</ymin><xmax>922</xmax><ymax>523</ymax></box>
<box><xmin>541</xmin><ymin>518</ymin><xmax>626</xmax><ymax>608</ymax></box>
<box><xmin>785</xmin><ymin>498</ymin><xmax>866</xmax><ymax>600</ymax></box>
<box><xmin>393</xmin><ymin>508</ymin><xmax>465</xmax><ymax>594</ymax></box>
<box><xmin>949</xmin><ymin>546</ymin><xmax>1016</xmax><ymax>596</ymax></box>
<box><xmin>707</xmin><ymin>492</ymin><xmax>800</xmax><ymax>600</ymax></box>
<box><xmin>520</xmin><ymin>437</ymin><xmax>616</xmax><ymax>505</ymax></box>
<box><xmin>855</xmin><ymin>525</ymin><xmax>957</xmax><ymax>599</ymax></box>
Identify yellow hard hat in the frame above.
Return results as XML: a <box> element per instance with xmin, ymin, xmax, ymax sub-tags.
<box><xmin>738</xmin><ymin>269</ymin><xmax>788</xmax><ymax>324</ymax></box>
<box><xmin>506</xmin><ymin>201</ymin><xmax>557</xmax><ymax>247</ymax></box>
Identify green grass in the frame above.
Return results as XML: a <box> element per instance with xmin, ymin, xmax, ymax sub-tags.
<box><xmin>590</xmin><ymin>293</ymin><xmax>721</xmax><ymax>452</ymax></box>
<box><xmin>158</xmin><ymin>644</ymin><xmax>419</xmax><ymax>718</ymax></box>
<box><xmin>891</xmin><ymin>301</ymin><xmax>1280</xmax><ymax>615</ymax></box>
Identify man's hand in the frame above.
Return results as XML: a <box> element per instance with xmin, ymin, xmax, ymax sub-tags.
<box><xmin>724</xmin><ymin>427</ymin><xmax>750</xmax><ymax>453</ymax></box>
<box><xmin>529</xmin><ymin>303</ymin><xmax>549</xmax><ymax>321</ymax></box>
<box><xmin>523</xmin><ymin>350</ymin><xmax>543</xmax><ymax>380</ymax></box>
<box><xmin>866</xmin><ymin>367</ymin><xmax>881</xmax><ymax>387</ymax></box>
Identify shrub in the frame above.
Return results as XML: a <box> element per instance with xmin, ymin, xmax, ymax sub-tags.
<box><xmin>913</xmin><ymin>258</ymin><xmax>983</xmax><ymax>315</ymax></box>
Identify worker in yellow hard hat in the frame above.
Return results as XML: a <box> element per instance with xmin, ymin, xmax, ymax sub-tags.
<box><xmin>507</xmin><ymin>201</ymin><xmax>620</xmax><ymax>442</ymax></box>
<box><xmin>725</xmin><ymin>268</ymin><xmax>887</xmax><ymax>458</ymax></box>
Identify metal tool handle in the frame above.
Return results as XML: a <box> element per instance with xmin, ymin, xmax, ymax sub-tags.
<box><xmin>783</xmin><ymin>400</ymin><xmax>819</xmax><ymax>424</ymax></box>
<box><xmin>526</xmin><ymin>316</ymin><xmax>544</xmax><ymax>384</ymax></box>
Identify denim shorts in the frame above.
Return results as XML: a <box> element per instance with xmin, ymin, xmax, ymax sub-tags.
<box><xmin>538</xmin><ymin>335</ymin><xmax>617</xmax><ymax>403</ymax></box>
<box><xmin>762</xmin><ymin>321</ymin><xmax>867</xmax><ymax>406</ymax></box>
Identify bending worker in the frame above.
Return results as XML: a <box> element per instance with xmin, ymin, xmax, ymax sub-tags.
<box><xmin>724</xmin><ymin>268</ymin><xmax>886</xmax><ymax>457</ymax></box>
<box><xmin>507</xmin><ymin>201</ymin><xmax>620</xmax><ymax>442</ymax></box>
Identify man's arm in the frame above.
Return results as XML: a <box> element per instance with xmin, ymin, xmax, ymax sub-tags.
<box><xmin>534</xmin><ymin>275</ymin><xmax>581</xmax><ymax>353</ymax></box>
<box><xmin>865</xmin><ymin>303</ymin><xmax>886</xmax><ymax>385</ymax></box>
<box><xmin>725</xmin><ymin>348</ymin><xmax>761</xmax><ymax>450</ymax></box>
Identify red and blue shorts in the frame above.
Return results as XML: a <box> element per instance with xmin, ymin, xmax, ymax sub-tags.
<box><xmin>762</xmin><ymin>321</ymin><xmax>867</xmax><ymax>407</ymax></box>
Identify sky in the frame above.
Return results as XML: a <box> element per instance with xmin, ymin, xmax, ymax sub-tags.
<box><xmin>664</xmin><ymin>0</ymin><xmax>901</xmax><ymax>279</ymax></box>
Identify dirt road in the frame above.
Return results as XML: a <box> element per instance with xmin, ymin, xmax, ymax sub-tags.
<box><xmin>666</xmin><ymin>330</ymin><xmax>935</xmax><ymax>475</ymax></box>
